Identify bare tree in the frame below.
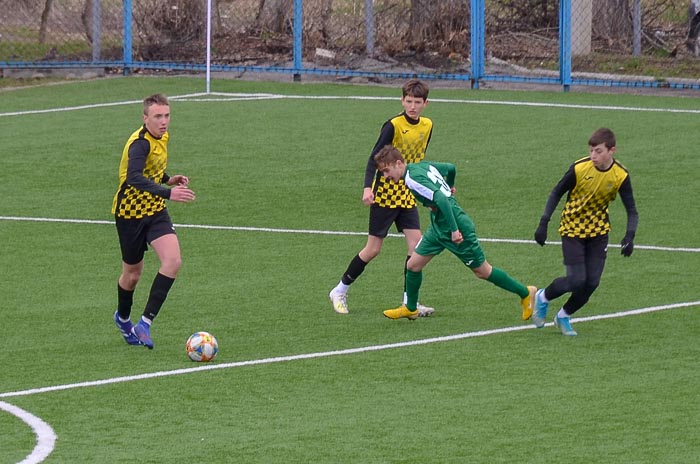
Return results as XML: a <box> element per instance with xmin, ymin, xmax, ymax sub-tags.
<box><xmin>407</xmin><ymin>0</ymin><xmax>470</xmax><ymax>52</ymax></box>
<box><xmin>81</xmin><ymin>0</ymin><xmax>94</xmax><ymax>44</ymax></box>
<box><xmin>304</xmin><ymin>0</ymin><xmax>333</xmax><ymax>47</ymax></box>
<box><xmin>409</xmin><ymin>0</ymin><xmax>440</xmax><ymax>47</ymax></box>
<box><xmin>593</xmin><ymin>0</ymin><xmax>632</xmax><ymax>47</ymax></box>
<box><xmin>255</xmin><ymin>0</ymin><xmax>293</xmax><ymax>34</ymax></box>
<box><xmin>39</xmin><ymin>0</ymin><xmax>54</xmax><ymax>43</ymax></box>
<box><xmin>17</xmin><ymin>0</ymin><xmax>36</xmax><ymax>9</ymax></box>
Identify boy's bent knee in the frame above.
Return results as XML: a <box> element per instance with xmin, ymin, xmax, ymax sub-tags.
<box><xmin>160</xmin><ymin>256</ymin><xmax>182</xmax><ymax>277</ymax></box>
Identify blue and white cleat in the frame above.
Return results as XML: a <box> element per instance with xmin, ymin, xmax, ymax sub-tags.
<box><xmin>532</xmin><ymin>289</ymin><xmax>549</xmax><ymax>328</ymax></box>
<box><xmin>114</xmin><ymin>311</ymin><xmax>141</xmax><ymax>346</ymax></box>
<box><xmin>554</xmin><ymin>315</ymin><xmax>577</xmax><ymax>336</ymax></box>
<box><xmin>133</xmin><ymin>320</ymin><xmax>154</xmax><ymax>349</ymax></box>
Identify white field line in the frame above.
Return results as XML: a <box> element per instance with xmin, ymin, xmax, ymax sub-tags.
<box><xmin>1</xmin><ymin>300</ymin><xmax>698</xmax><ymax>401</ymax></box>
<box><xmin>0</xmin><ymin>92</ymin><xmax>209</xmax><ymax>117</ymax></box>
<box><xmin>0</xmin><ymin>401</ymin><xmax>56</xmax><ymax>464</ymax></box>
<box><xmin>1</xmin><ymin>215</ymin><xmax>698</xmax><ymax>253</ymax></box>
<box><xmin>3</xmin><ymin>92</ymin><xmax>700</xmax><ymax>117</ymax></box>
<box><xmin>180</xmin><ymin>93</ymin><xmax>700</xmax><ymax>114</ymax></box>
<box><xmin>1</xmin><ymin>90</ymin><xmax>698</xmax><ymax>463</ymax></box>
<box><xmin>7</xmin><ymin>301</ymin><xmax>697</xmax><ymax>464</ymax></box>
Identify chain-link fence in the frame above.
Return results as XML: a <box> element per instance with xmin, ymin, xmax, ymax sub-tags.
<box><xmin>1</xmin><ymin>0</ymin><xmax>699</xmax><ymax>89</ymax></box>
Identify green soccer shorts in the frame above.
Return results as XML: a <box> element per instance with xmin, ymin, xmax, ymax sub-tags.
<box><xmin>415</xmin><ymin>212</ymin><xmax>485</xmax><ymax>269</ymax></box>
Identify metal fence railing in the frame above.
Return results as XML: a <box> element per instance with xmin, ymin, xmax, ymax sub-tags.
<box><xmin>2</xmin><ymin>0</ymin><xmax>699</xmax><ymax>91</ymax></box>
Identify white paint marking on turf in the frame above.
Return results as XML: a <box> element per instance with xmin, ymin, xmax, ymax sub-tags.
<box><xmin>0</xmin><ymin>401</ymin><xmax>57</xmax><ymax>464</ymax></box>
<box><xmin>0</xmin><ymin>92</ymin><xmax>207</xmax><ymax>118</ymax></box>
<box><xmin>3</xmin><ymin>92</ymin><xmax>700</xmax><ymax>117</ymax></box>
<box><xmin>1</xmin><ymin>89</ymin><xmax>697</xmax><ymax>463</ymax></box>
<box><xmin>178</xmin><ymin>92</ymin><xmax>700</xmax><ymax>114</ymax></box>
<box><xmin>1</xmin><ymin>215</ymin><xmax>698</xmax><ymax>253</ymax></box>
<box><xmin>1</xmin><ymin>301</ymin><xmax>697</xmax><ymax>464</ymax></box>
<box><xmin>1</xmin><ymin>300</ymin><xmax>698</xmax><ymax>401</ymax></box>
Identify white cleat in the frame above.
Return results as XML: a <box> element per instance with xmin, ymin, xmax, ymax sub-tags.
<box><xmin>329</xmin><ymin>290</ymin><xmax>349</xmax><ymax>315</ymax></box>
<box><xmin>416</xmin><ymin>303</ymin><xmax>435</xmax><ymax>317</ymax></box>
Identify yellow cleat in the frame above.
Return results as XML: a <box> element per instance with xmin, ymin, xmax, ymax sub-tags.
<box><xmin>521</xmin><ymin>286</ymin><xmax>537</xmax><ymax>321</ymax></box>
<box><xmin>383</xmin><ymin>305</ymin><xmax>419</xmax><ymax>320</ymax></box>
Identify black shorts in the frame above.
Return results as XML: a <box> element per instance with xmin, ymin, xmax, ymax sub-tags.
<box><xmin>561</xmin><ymin>235</ymin><xmax>608</xmax><ymax>266</ymax></box>
<box><xmin>368</xmin><ymin>204</ymin><xmax>420</xmax><ymax>238</ymax></box>
<box><xmin>116</xmin><ymin>209</ymin><xmax>176</xmax><ymax>265</ymax></box>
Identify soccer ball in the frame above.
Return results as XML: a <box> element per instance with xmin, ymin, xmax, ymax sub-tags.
<box><xmin>185</xmin><ymin>331</ymin><xmax>218</xmax><ymax>362</ymax></box>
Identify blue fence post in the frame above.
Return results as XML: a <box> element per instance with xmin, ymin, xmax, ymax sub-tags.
<box><xmin>123</xmin><ymin>0</ymin><xmax>132</xmax><ymax>76</ymax></box>
<box><xmin>470</xmin><ymin>0</ymin><xmax>484</xmax><ymax>89</ymax></box>
<box><xmin>293</xmin><ymin>0</ymin><xmax>302</xmax><ymax>82</ymax></box>
<box><xmin>559</xmin><ymin>0</ymin><xmax>572</xmax><ymax>91</ymax></box>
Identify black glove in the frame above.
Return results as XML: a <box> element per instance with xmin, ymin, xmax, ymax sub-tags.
<box><xmin>621</xmin><ymin>235</ymin><xmax>634</xmax><ymax>257</ymax></box>
<box><xmin>534</xmin><ymin>218</ymin><xmax>548</xmax><ymax>246</ymax></box>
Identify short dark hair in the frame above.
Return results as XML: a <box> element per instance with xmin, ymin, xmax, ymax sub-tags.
<box><xmin>588</xmin><ymin>128</ymin><xmax>616</xmax><ymax>149</ymax></box>
<box><xmin>402</xmin><ymin>79</ymin><xmax>429</xmax><ymax>100</ymax></box>
<box><xmin>143</xmin><ymin>93</ymin><xmax>169</xmax><ymax>115</ymax></box>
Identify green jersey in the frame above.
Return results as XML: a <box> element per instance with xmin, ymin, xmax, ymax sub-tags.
<box><xmin>400</xmin><ymin>161</ymin><xmax>528</xmax><ymax>310</ymax></box>
<box><xmin>404</xmin><ymin>161</ymin><xmax>460</xmax><ymax>234</ymax></box>
<box><xmin>404</xmin><ymin>161</ymin><xmax>484</xmax><ymax>266</ymax></box>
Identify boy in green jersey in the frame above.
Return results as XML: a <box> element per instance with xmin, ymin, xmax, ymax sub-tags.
<box><xmin>373</xmin><ymin>145</ymin><xmax>536</xmax><ymax>320</ymax></box>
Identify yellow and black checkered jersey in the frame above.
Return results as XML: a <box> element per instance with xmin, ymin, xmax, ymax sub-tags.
<box><xmin>370</xmin><ymin>114</ymin><xmax>433</xmax><ymax>208</ymax></box>
<box><xmin>558</xmin><ymin>157</ymin><xmax>630</xmax><ymax>238</ymax></box>
<box><xmin>112</xmin><ymin>126</ymin><xmax>170</xmax><ymax>219</ymax></box>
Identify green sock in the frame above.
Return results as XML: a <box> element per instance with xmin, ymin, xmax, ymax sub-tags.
<box><xmin>405</xmin><ymin>269</ymin><xmax>422</xmax><ymax>311</ymax></box>
<box><xmin>486</xmin><ymin>267</ymin><xmax>528</xmax><ymax>298</ymax></box>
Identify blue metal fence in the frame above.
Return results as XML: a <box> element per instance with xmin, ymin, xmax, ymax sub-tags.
<box><xmin>2</xmin><ymin>0</ymin><xmax>699</xmax><ymax>92</ymax></box>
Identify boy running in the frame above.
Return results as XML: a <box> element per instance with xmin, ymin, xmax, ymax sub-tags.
<box><xmin>373</xmin><ymin>145</ymin><xmax>536</xmax><ymax>320</ymax></box>
<box><xmin>329</xmin><ymin>79</ymin><xmax>435</xmax><ymax>316</ymax></box>
<box><xmin>532</xmin><ymin>128</ymin><xmax>638</xmax><ymax>336</ymax></box>
<box><xmin>112</xmin><ymin>94</ymin><xmax>195</xmax><ymax>348</ymax></box>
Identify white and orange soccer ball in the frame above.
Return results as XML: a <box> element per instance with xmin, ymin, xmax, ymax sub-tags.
<box><xmin>185</xmin><ymin>331</ymin><xmax>219</xmax><ymax>362</ymax></box>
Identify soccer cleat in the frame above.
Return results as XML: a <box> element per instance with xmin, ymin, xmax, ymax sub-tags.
<box><xmin>133</xmin><ymin>320</ymin><xmax>154</xmax><ymax>349</ymax></box>
<box><xmin>521</xmin><ymin>286</ymin><xmax>537</xmax><ymax>321</ymax></box>
<box><xmin>383</xmin><ymin>305</ymin><xmax>419</xmax><ymax>320</ymax></box>
<box><xmin>532</xmin><ymin>289</ymin><xmax>549</xmax><ymax>328</ymax></box>
<box><xmin>329</xmin><ymin>290</ymin><xmax>349</xmax><ymax>315</ymax></box>
<box><xmin>416</xmin><ymin>303</ymin><xmax>435</xmax><ymax>317</ymax></box>
<box><xmin>114</xmin><ymin>311</ymin><xmax>141</xmax><ymax>346</ymax></box>
<box><xmin>554</xmin><ymin>315</ymin><xmax>577</xmax><ymax>336</ymax></box>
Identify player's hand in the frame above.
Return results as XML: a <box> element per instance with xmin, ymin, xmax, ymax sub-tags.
<box><xmin>534</xmin><ymin>219</ymin><xmax>548</xmax><ymax>246</ymax></box>
<box><xmin>621</xmin><ymin>235</ymin><xmax>634</xmax><ymax>257</ymax></box>
<box><xmin>362</xmin><ymin>187</ymin><xmax>374</xmax><ymax>206</ymax></box>
<box><xmin>167</xmin><ymin>174</ymin><xmax>189</xmax><ymax>186</ymax></box>
<box><xmin>451</xmin><ymin>230</ymin><xmax>463</xmax><ymax>244</ymax></box>
<box><xmin>169</xmin><ymin>185</ymin><xmax>195</xmax><ymax>203</ymax></box>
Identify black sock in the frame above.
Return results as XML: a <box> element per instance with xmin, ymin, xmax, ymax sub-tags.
<box><xmin>341</xmin><ymin>254</ymin><xmax>368</xmax><ymax>285</ymax></box>
<box><xmin>117</xmin><ymin>284</ymin><xmax>134</xmax><ymax>320</ymax></box>
<box><xmin>143</xmin><ymin>273</ymin><xmax>175</xmax><ymax>322</ymax></box>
